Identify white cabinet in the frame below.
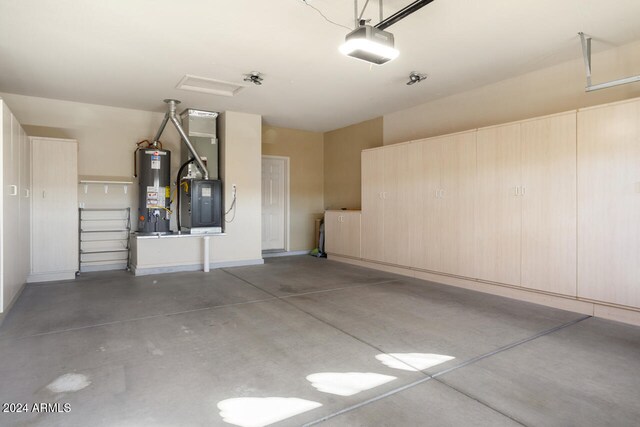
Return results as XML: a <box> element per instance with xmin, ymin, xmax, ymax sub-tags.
<box><xmin>1</xmin><ymin>100</ymin><xmax>30</xmax><ymax>314</ymax></box>
<box><xmin>29</xmin><ymin>137</ymin><xmax>78</xmax><ymax>282</ymax></box>
<box><xmin>325</xmin><ymin>210</ymin><xmax>361</xmax><ymax>258</ymax></box>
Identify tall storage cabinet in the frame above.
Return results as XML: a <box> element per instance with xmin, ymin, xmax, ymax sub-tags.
<box><xmin>577</xmin><ymin>99</ymin><xmax>640</xmax><ymax>308</ymax></box>
<box><xmin>361</xmin><ymin>149</ymin><xmax>385</xmax><ymax>262</ymax></box>
<box><xmin>1</xmin><ymin>100</ymin><xmax>30</xmax><ymax>314</ymax></box>
<box><xmin>29</xmin><ymin>137</ymin><xmax>78</xmax><ymax>282</ymax></box>
<box><xmin>476</xmin><ymin>123</ymin><xmax>522</xmax><ymax>286</ymax></box>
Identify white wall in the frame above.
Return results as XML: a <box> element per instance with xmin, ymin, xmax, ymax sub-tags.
<box><xmin>384</xmin><ymin>39</ymin><xmax>640</xmax><ymax>145</ymax></box>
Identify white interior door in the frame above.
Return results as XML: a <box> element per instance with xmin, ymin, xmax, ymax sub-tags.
<box><xmin>261</xmin><ymin>156</ymin><xmax>287</xmax><ymax>251</ymax></box>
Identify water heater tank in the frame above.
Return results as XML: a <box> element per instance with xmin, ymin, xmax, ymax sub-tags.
<box><xmin>137</xmin><ymin>148</ymin><xmax>171</xmax><ymax>233</ymax></box>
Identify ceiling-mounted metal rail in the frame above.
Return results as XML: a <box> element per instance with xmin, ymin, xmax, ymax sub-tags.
<box><xmin>353</xmin><ymin>0</ymin><xmax>434</xmax><ymax>30</ymax></box>
<box><xmin>579</xmin><ymin>32</ymin><xmax>640</xmax><ymax>92</ymax></box>
<box><xmin>375</xmin><ymin>0</ymin><xmax>435</xmax><ymax>31</ymax></box>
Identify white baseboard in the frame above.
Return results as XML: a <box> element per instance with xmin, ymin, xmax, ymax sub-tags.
<box><xmin>27</xmin><ymin>271</ymin><xmax>77</xmax><ymax>283</ymax></box>
<box><xmin>80</xmin><ymin>263</ymin><xmax>128</xmax><ymax>273</ymax></box>
<box><xmin>328</xmin><ymin>255</ymin><xmax>640</xmax><ymax>327</ymax></box>
<box><xmin>132</xmin><ymin>258</ymin><xmax>264</xmax><ymax>276</ymax></box>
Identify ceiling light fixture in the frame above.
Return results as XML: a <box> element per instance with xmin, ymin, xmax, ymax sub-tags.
<box><xmin>243</xmin><ymin>72</ymin><xmax>263</xmax><ymax>85</ymax></box>
<box><xmin>406</xmin><ymin>71</ymin><xmax>427</xmax><ymax>85</ymax></box>
<box><xmin>340</xmin><ymin>0</ymin><xmax>435</xmax><ymax>65</ymax></box>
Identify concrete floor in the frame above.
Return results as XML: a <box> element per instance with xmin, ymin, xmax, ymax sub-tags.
<box><xmin>0</xmin><ymin>256</ymin><xmax>639</xmax><ymax>427</ymax></box>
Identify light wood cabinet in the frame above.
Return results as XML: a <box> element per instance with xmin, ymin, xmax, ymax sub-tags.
<box><xmin>361</xmin><ymin>149</ymin><xmax>384</xmax><ymax>262</ymax></box>
<box><xmin>30</xmin><ymin>137</ymin><xmax>78</xmax><ymax>282</ymax></box>
<box><xmin>356</xmin><ymin>97</ymin><xmax>640</xmax><ymax>312</ymax></box>
<box><xmin>476</xmin><ymin>123</ymin><xmax>522</xmax><ymax>286</ymax></box>
<box><xmin>521</xmin><ymin>113</ymin><xmax>576</xmax><ymax>296</ymax></box>
<box><xmin>383</xmin><ymin>144</ymin><xmax>412</xmax><ymax>267</ymax></box>
<box><xmin>324</xmin><ymin>210</ymin><xmax>361</xmax><ymax>258</ymax></box>
<box><xmin>577</xmin><ymin>99</ymin><xmax>640</xmax><ymax>307</ymax></box>
<box><xmin>440</xmin><ymin>132</ymin><xmax>477</xmax><ymax>278</ymax></box>
<box><xmin>1</xmin><ymin>100</ymin><xmax>30</xmax><ymax>313</ymax></box>
<box><xmin>411</xmin><ymin>137</ymin><xmax>442</xmax><ymax>271</ymax></box>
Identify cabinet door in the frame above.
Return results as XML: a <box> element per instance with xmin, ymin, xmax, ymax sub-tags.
<box><xmin>324</xmin><ymin>211</ymin><xmax>341</xmax><ymax>255</ymax></box>
<box><xmin>2</xmin><ymin>111</ymin><xmax>21</xmax><ymax>310</ymax></box>
<box><xmin>31</xmin><ymin>138</ymin><xmax>78</xmax><ymax>274</ymax></box>
<box><xmin>476</xmin><ymin>124</ymin><xmax>522</xmax><ymax>286</ymax></box>
<box><xmin>411</xmin><ymin>138</ymin><xmax>442</xmax><ymax>271</ymax></box>
<box><xmin>578</xmin><ymin>101</ymin><xmax>640</xmax><ymax>307</ymax></box>
<box><xmin>19</xmin><ymin>125</ymin><xmax>31</xmax><ymax>281</ymax></box>
<box><xmin>440</xmin><ymin>132</ymin><xmax>477</xmax><ymax>278</ymax></box>
<box><xmin>343</xmin><ymin>212</ymin><xmax>361</xmax><ymax>258</ymax></box>
<box><xmin>521</xmin><ymin>113</ymin><xmax>577</xmax><ymax>296</ymax></box>
<box><xmin>361</xmin><ymin>149</ymin><xmax>385</xmax><ymax>262</ymax></box>
<box><xmin>384</xmin><ymin>144</ymin><xmax>411</xmax><ymax>266</ymax></box>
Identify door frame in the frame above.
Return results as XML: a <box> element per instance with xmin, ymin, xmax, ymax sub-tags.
<box><xmin>261</xmin><ymin>155</ymin><xmax>290</xmax><ymax>251</ymax></box>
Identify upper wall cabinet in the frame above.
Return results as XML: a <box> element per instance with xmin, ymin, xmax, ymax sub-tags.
<box><xmin>578</xmin><ymin>99</ymin><xmax>640</xmax><ymax>307</ymax></box>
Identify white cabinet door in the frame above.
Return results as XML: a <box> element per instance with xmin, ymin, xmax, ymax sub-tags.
<box><xmin>521</xmin><ymin>113</ymin><xmax>577</xmax><ymax>296</ymax></box>
<box><xmin>361</xmin><ymin>149</ymin><xmax>384</xmax><ymax>262</ymax></box>
<box><xmin>19</xmin><ymin>125</ymin><xmax>31</xmax><ymax>281</ymax></box>
<box><xmin>31</xmin><ymin>138</ymin><xmax>78</xmax><ymax>278</ymax></box>
<box><xmin>578</xmin><ymin>100</ymin><xmax>640</xmax><ymax>307</ymax></box>
<box><xmin>476</xmin><ymin>124</ymin><xmax>522</xmax><ymax>286</ymax></box>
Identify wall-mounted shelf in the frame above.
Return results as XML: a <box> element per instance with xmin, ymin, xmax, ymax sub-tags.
<box><xmin>79</xmin><ymin>175</ymin><xmax>134</xmax><ymax>194</ymax></box>
<box><xmin>79</xmin><ymin>207</ymin><xmax>131</xmax><ymax>272</ymax></box>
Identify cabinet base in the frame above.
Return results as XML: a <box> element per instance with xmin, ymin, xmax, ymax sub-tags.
<box><xmin>27</xmin><ymin>271</ymin><xmax>77</xmax><ymax>283</ymax></box>
<box><xmin>328</xmin><ymin>255</ymin><xmax>640</xmax><ymax>327</ymax></box>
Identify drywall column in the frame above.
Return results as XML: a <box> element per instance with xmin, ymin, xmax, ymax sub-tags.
<box><xmin>203</xmin><ymin>236</ymin><xmax>210</xmax><ymax>272</ymax></box>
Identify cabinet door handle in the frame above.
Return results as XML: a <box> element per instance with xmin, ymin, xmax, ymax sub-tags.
<box><xmin>515</xmin><ymin>186</ymin><xmax>520</xmax><ymax>196</ymax></box>
<box><xmin>9</xmin><ymin>185</ymin><xmax>18</xmax><ymax>196</ymax></box>
<box><xmin>383</xmin><ymin>192</ymin><xmax>387</xmax><ymax>199</ymax></box>
<box><xmin>42</xmin><ymin>190</ymin><xmax>46</xmax><ymax>199</ymax></box>
<box><xmin>24</xmin><ymin>188</ymin><xmax>30</xmax><ymax>198</ymax></box>
<box><xmin>435</xmin><ymin>189</ymin><xmax>440</xmax><ymax>198</ymax></box>
<box><xmin>521</xmin><ymin>186</ymin><xmax>526</xmax><ymax>196</ymax></box>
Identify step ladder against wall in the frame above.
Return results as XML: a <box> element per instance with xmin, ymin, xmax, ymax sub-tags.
<box><xmin>78</xmin><ymin>207</ymin><xmax>131</xmax><ymax>272</ymax></box>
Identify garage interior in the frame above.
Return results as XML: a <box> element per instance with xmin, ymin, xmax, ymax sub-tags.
<box><xmin>1</xmin><ymin>1</ymin><xmax>640</xmax><ymax>426</ymax></box>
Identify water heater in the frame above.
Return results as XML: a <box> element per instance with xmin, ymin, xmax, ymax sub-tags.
<box><xmin>137</xmin><ymin>148</ymin><xmax>171</xmax><ymax>233</ymax></box>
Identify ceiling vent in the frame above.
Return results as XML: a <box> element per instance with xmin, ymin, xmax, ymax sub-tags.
<box><xmin>176</xmin><ymin>74</ymin><xmax>245</xmax><ymax>97</ymax></box>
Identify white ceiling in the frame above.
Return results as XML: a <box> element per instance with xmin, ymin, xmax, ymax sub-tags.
<box><xmin>1</xmin><ymin>0</ymin><xmax>639</xmax><ymax>132</ymax></box>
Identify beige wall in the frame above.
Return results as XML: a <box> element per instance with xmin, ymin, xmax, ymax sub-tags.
<box><xmin>262</xmin><ymin>125</ymin><xmax>324</xmax><ymax>251</ymax></box>
<box><xmin>323</xmin><ymin>117</ymin><xmax>383</xmax><ymax>210</ymax></box>
<box><xmin>0</xmin><ymin>92</ymin><xmax>182</xmax><ymax>226</ymax></box>
<box><xmin>384</xmin><ymin>39</ymin><xmax>640</xmax><ymax>145</ymax></box>
<box><xmin>1</xmin><ymin>92</ymin><xmax>263</xmax><ymax>268</ymax></box>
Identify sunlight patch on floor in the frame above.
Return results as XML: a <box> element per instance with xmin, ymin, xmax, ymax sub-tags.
<box><xmin>306</xmin><ymin>372</ymin><xmax>397</xmax><ymax>396</ymax></box>
<box><xmin>376</xmin><ymin>353</ymin><xmax>455</xmax><ymax>371</ymax></box>
<box><xmin>218</xmin><ymin>397</ymin><xmax>322</xmax><ymax>427</ymax></box>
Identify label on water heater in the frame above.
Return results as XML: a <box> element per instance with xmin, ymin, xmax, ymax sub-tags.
<box><xmin>151</xmin><ymin>160</ymin><xmax>160</xmax><ymax>169</ymax></box>
<box><xmin>146</xmin><ymin>186</ymin><xmax>162</xmax><ymax>208</ymax></box>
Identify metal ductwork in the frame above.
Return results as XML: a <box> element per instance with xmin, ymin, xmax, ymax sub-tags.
<box><xmin>153</xmin><ymin>99</ymin><xmax>209</xmax><ymax>180</ymax></box>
